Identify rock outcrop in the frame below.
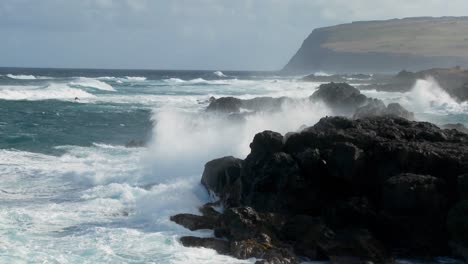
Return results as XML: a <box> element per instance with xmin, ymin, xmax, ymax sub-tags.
<box><xmin>206</xmin><ymin>96</ymin><xmax>290</xmax><ymax>113</ymax></box>
<box><xmin>172</xmin><ymin>116</ymin><xmax>468</xmax><ymax>262</ymax></box>
<box><xmin>207</xmin><ymin>82</ymin><xmax>415</xmax><ymax>120</ymax></box>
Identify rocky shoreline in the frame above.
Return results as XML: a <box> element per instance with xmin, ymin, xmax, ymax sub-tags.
<box><xmin>171</xmin><ymin>116</ymin><xmax>468</xmax><ymax>263</ymax></box>
<box><xmin>170</xmin><ymin>82</ymin><xmax>468</xmax><ymax>263</ymax></box>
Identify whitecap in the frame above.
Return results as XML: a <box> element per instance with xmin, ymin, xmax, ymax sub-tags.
<box><xmin>213</xmin><ymin>71</ymin><xmax>227</xmax><ymax>78</ymax></box>
<box><xmin>70</xmin><ymin>77</ymin><xmax>116</xmax><ymax>92</ymax></box>
<box><xmin>6</xmin><ymin>74</ymin><xmax>37</xmax><ymax>80</ymax></box>
<box><xmin>125</xmin><ymin>76</ymin><xmax>147</xmax><ymax>81</ymax></box>
<box><xmin>0</xmin><ymin>83</ymin><xmax>95</xmax><ymax>101</ymax></box>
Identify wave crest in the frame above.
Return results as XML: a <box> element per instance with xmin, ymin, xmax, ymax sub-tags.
<box><xmin>70</xmin><ymin>77</ymin><xmax>116</xmax><ymax>91</ymax></box>
<box><xmin>6</xmin><ymin>74</ymin><xmax>37</xmax><ymax>80</ymax></box>
<box><xmin>0</xmin><ymin>84</ymin><xmax>95</xmax><ymax>101</ymax></box>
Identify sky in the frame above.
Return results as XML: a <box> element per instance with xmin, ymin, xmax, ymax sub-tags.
<box><xmin>1</xmin><ymin>0</ymin><xmax>468</xmax><ymax>71</ymax></box>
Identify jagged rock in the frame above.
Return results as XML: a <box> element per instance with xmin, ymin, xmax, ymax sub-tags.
<box><xmin>174</xmin><ymin>116</ymin><xmax>468</xmax><ymax>262</ymax></box>
<box><xmin>179</xmin><ymin>236</ymin><xmax>230</xmax><ymax>255</ymax></box>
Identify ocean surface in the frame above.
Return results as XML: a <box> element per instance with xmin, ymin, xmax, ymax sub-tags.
<box><xmin>0</xmin><ymin>67</ymin><xmax>467</xmax><ymax>263</ymax></box>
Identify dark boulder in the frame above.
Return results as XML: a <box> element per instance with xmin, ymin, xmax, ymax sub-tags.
<box><xmin>324</xmin><ymin>229</ymin><xmax>394</xmax><ymax>264</ymax></box>
<box><xmin>382</xmin><ymin>173</ymin><xmax>447</xmax><ymax>214</ymax></box>
<box><xmin>353</xmin><ymin>99</ymin><xmax>387</xmax><ymax>119</ymax></box>
<box><xmin>354</xmin><ymin>101</ymin><xmax>414</xmax><ymax>120</ymax></box>
<box><xmin>458</xmin><ymin>174</ymin><xmax>468</xmax><ymax>200</ymax></box>
<box><xmin>201</xmin><ymin>156</ymin><xmax>242</xmax><ymax>202</ymax></box>
<box><xmin>174</xmin><ymin>116</ymin><xmax>468</xmax><ymax>262</ymax></box>
<box><xmin>386</xmin><ymin>103</ymin><xmax>414</xmax><ymax>120</ymax></box>
<box><xmin>170</xmin><ymin>213</ymin><xmax>217</xmax><ymax>231</ymax></box>
<box><xmin>310</xmin><ymin>82</ymin><xmax>368</xmax><ymax>114</ymax></box>
<box><xmin>179</xmin><ymin>236</ymin><xmax>230</xmax><ymax>255</ymax></box>
<box><xmin>447</xmin><ymin>200</ymin><xmax>468</xmax><ymax>261</ymax></box>
<box><xmin>206</xmin><ymin>97</ymin><xmax>242</xmax><ymax>113</ymax></box>
<box><xmin>206</xmin><ymin>96</ymin><xmax>291</xmax><ymax>114</ymax></box>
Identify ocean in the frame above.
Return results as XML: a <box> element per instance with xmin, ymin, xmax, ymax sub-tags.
<box><xmin>0</xmin><ymin>67</ymin><xmax>466</xmax><ymax>263</ymax></box>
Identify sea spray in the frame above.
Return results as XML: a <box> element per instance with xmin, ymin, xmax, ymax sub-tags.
<box><xmin>141</xmin><ymin>99</ymin><xmax>331</xmax><ymax>185</ymax></box>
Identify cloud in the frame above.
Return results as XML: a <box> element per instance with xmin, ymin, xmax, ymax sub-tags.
<box><xmin>1</xmin><ymin>0</ymin><xmax>467</xmax><ymax>70</ymax></box>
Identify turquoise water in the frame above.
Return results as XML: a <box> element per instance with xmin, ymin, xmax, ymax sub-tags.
<box><xmin>0</xmin><ymin>68</ymin><xmax>466</xmax><ymax>263</ymax></box>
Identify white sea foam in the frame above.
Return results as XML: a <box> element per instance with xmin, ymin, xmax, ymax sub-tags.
<box><xmin>0</xmin><ymin>84</ymin><xmax>95</xmax><ymax>101</ymax></box>
<box><xmin>125</xmin><ymin>76</ymin><xmax>147</xmax><ymax>81</ymax></box>
<box><xmin>70</xmin><ymin>77</ymin><xmax>116</xmax><ymax>91</ymax></box>
<box><xmin>213</xmin><ymin>71</ymin><xmax>227</xmax><ymax>78</ymax></box>
<box><xmin>403</xmin><ymin>78</ymin><xmax>468</xmax><ymax>114</ymax></box>
<box><xmin>139</xmin><ymin>99</ymin><xmax>331</xmax><ymax>185</ymax></box>
<box><xmin>361</xmin><ymin>78</ymin><xmax>468</xmax><ymax>115</ymax></box>
<box><xmin>6</xmin><ymin>74</ymin><xmax>37</xmax><ymax>80</ymax></box>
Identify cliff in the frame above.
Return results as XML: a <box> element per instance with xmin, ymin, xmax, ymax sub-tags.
<box><xmin>283</xmin><ymin>17</ymin><xmax>468</xmax><ymax>73</ymax></box>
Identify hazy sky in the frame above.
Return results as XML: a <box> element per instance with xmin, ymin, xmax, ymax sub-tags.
<box><xmin>1</xmin><ymin>0</ymin><xmax>467</xmax><ymax>70</ymax></box>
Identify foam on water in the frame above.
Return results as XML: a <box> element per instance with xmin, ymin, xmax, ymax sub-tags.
<box><xmin>0</xmin><ymin>83</ymin><xmax>95</xmax><ymax>101</ymax></box>
<box><xmin>361</xmin><ymin>78</ymin><xmax>468</xmax><ymax>118</ymax></box>
<box><xmin>213</xmin><ymin>71</ymin><xmax>227</xmax><ymax>77</ymax></box>
<box><xmin>70</xmin><ymin>77</ymin><xmax>116</xmax><ymax>91</ymax></box>
<box><xmin>6</xmin><ymin>74</ymin><xmax>37</xmax><ymax>80</ymax></box>
<box><xmin>1</xmin><ymin>71</ymin><xmax>467</xmax><ymax>263</ymax></box>
<box><xmin>125</xmin><ymin>76</ymin><xmax>147</xmax><ymax>81</ymax></box>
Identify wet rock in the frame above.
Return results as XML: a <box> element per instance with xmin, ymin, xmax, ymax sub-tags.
<box><xmin>382</xmin><ymin>173</ymin><xmax>446</xmax><ymax>214</ymax></box>
<box><xmin>324</xmin><ymin>229</ymin><xmax>394</xmax><ymax>264</ymax></box>
<box><xmin>206</xmin><ymin>97</ymin><xmax>242</xmax><ymax>113</ymax></box>
<box><xmin>179</xmin><ymin>236</ymin><xmax>230</xmax><ymax>255</ymax></box>
<box><xmin>201</xmin><ymin>156</ymin><xmax>243</xmax><ymax>201</ymax></box>
<box><xmin>448</xmin><ymin>200</ymin><xmax>468</xmax><ymax>247</ymax></box>
<box><xmin>206</xmin><ymin>96</ymin><xmax>291</xmax><ymax>114</ymax></box>
<box><xmin>310</xmin><ymin>82</ymin><xmax>368</xmax><ymax>114</ymax></box>
<box><xmin>354</xmin><ymin>100</ymin><xmax>414</xmax><ymax>120</ymax></box>
<box><xmin>170</xmin><ymin>213</ymin><xmax>217</xmax><ymax>231</ymax></box>
<box><xmin>386</xmin><ymin>103</ymin><xmax>414</xmax><ymax>120</ymax></box>
<box><xmin>174</xmin><ymin>116</ymin><xmax>468</xmax><ymax>262</ymax></box>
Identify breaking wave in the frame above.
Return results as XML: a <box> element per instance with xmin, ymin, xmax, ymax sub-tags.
<box><xmin>70</xmin><ymin>77</ymin><xmax>116</xmax><ymax>91</ymax></box>
<box><xmin>213</xmin><ymin>71</ymin><xmax>227</xmax><ymax>78</ymax></box>
<box><xmin>6</xmin><ymin>74</ymin><xmax>37</xmax><ymax>80</ymax></box>
<box><xmin>0</xmin><ymin>84</ymin><xmax>95</xmax><ymax>101</ymax></box>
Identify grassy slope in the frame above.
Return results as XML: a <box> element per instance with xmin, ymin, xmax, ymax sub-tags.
<box><xmin>321</xmin><ymin>17</ymin><xmax>468</xmax><ymax>59</ymax></box>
